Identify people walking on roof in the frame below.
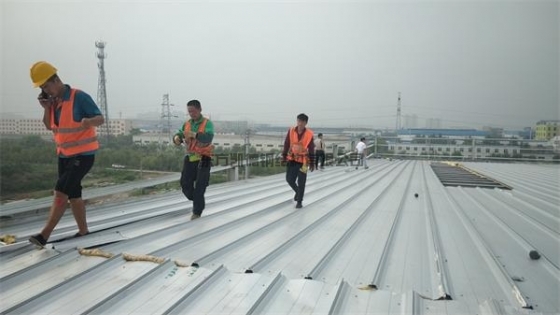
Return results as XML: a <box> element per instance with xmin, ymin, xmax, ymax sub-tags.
<box><xmin>355</xmin><ymin>137</ymin><xmax>369</xmax><ymax>170</ymax></box>
<box><xmin>28</xmin><ymin>61</ymin><xmax>105</xmax><ymax>248</ymax></box>
<box><xmin>173</xmin><ymin>100</ymin><xmax>214</xmax><ymax>220</ymax></box>
<box><xmin>314</xmin><ymin>133</ymin><xmax>326</xmax><ymax>170</ymax></box>
<box><xmin>282</xmin><ymin>113</ymin><xmax>315</xmax><ymax>209</ymax></box>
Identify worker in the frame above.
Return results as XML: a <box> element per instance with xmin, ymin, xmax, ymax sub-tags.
<box><xmin>173</xmin><ymin>100</ymin><xmax>214</xmax><ymax>220</ymax></box>
<box><xmin>282</xmin><ymin>113</ymin><xmax>315</xmax><ymax>209</ymax></box>
<box><xmin>355</xmin><ymin>137</ymin><xmax>369</xmax><ymax>169</ymax></box>
<box><xmin>314</xmin><ymin>133</ymin><xmax>326</xmax><ymax>169</ymax></box>
<box><xmin>28</xmin><ymin>61</ymin><xmax>104</xmax><ymax>248</ymax></box>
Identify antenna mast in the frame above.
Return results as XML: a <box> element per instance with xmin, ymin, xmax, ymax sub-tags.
<box><xmin>96</xmin><ymin>40</ymin><xmax>110</xmax><ymax>140</ymax></box>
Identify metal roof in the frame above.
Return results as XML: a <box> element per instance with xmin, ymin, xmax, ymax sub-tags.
<box><xmin>1</xmin><ymin>160</ymin><xmax>558</xmax><ymax>314</ymax></box>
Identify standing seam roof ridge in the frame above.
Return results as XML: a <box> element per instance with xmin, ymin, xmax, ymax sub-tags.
<box><xmin>465</xmin><ymin>163</ymin><xmax>558</xmax><ymax>197</ymax></box>
<box><xmin>464</xmin><ymin>187</ymin><xmax>560</xmax><ymax>272</ymax></box>
<box><xmin>82</xmin><ymin>259</ymin><xmax>175</xmax><ymax>314</ymax></box>
<box><xmin>2</xmin><ymin>253</ymin><xmax>124</xmax><ymax>314</ymax></box>
<box><xmin>244</xmin><ymin>167</ymin><xmax>393</xmax><ymax>274</ymax></box>
<box><xmin>489</xmin><ymin>189</ymin><xmax>560</xmax><ymax>239</ymax></box>
<box><xmin>422</xmin><ymin>162</ymin><xmax>453</xmax><ymax>300</ymax></box>
<box><xmin>445</xmin><ymin>187</ymin><xmax>532</xmax><ymax>309</ymax></box>
<box><xmin>154</xmin><ymin>167</ymin><xmax>377</xmax><ymax>267</ymax></box>
<box><xmin>129</xmin><ymin>164</ymin><xmax>367</xmax><ymax>271</ymax></box>
<box><xmin>326</xmin><ymin>279</ymin><xmax>349</xmax><ymax>315</ymax></box>
<box><xmin>370</xmin><ymin>161</ymin><xmax>416</xmax><ymax>289</ymax></box>
<box><xmin>510</xmin><ymin>189</ymin><xmax>560</xmax><ymax>220</ymax></box>
<box><xmin>184</xmin><ymin>203</ymin><xmax>301</xmax><ymax>268</ymax></box>
<box><xmin>164</xmin><ymin>265</ymin><xmax>227</xmax><ymax>315</ymax></box>
<box><xmin>245</xmin><ymin>272</ymin><xmax>286</xmax><ymax>315</ymax></box>
<box><xmin>122</xmin><ymin>206</ymin><xmax>270</xmax><ymax>263</ymax></box>
<box><xmin>306</xmin><ymin>161</ymin><xmax>407</xmax><ymax>281</ymax></box>
<box><xmin>0</xmin><ymin>247</ymin><xmax>73</xmax><ymax>283</ymax></box>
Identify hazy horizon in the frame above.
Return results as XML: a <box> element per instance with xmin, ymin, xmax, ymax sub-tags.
<box><xmin>1</xmin><ymin>0</ymin><xmax>558</xmax><ymax>130</ymax></box>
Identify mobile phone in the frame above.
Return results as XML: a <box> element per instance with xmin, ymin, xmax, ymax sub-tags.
<box><xmin>39</xmin><ymin>90</ymin><xmax>50</xmax><ymax>100</ymax></box>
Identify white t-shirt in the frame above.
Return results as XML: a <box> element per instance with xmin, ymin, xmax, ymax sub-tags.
<box><xmin>356</xmin><ymin>141</ymin><xmax>367</xmax><ymax>154</ymax></box>
<box><xmin>314</xmin><ymin>138</ymin><xmax>325</xmax><ymax>150</ymax></box>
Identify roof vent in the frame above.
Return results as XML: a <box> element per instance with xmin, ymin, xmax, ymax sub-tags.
<box><xmin>430</xmin><ymin>162</ymin><xmax>512</xmax><ymax>190</ymax></box>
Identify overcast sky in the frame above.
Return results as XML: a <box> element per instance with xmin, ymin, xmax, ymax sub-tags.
<box><xmin>1</xmin><ymin>0</ymin><xmax>558</xmax><ymax>129</ymax></box>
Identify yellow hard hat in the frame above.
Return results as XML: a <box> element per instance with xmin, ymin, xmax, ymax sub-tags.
<box><xmin>30</xmin><ymin>61</ymin><xmax>57</xmax><ymax>87</ymax></box>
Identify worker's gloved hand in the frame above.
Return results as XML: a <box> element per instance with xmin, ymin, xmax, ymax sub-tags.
<box><xmin>186</xmin><ymin>131</ymin><xmax>197</xmax><ymax>139</ymax></box>
<box><xmin>279</xmin><ymin>154</ymin><xmax>287</xmax><ymax>166</ymax></box>
<box><xmin>173</xmin><ymin>135</ymin><xmax>182</xmax><ymax>145</ymax></box>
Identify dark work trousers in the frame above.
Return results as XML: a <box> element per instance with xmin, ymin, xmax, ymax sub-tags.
<box><xmin>180</xmin><ymin>156</ymin><xmax>211</xmax><ymax>215</ymax></box>
<box><xmin>315</xmin><ymin>150</ymin><xmax>325</xmax><ymax>169</ymax></box>
<box><xmin>286</xmin><ymin>161</ymin><xmax>307</xmax><ymax>202</ymax></box>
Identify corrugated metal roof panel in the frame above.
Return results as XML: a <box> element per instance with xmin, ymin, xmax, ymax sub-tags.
<box><xmin>1</xmin><ymin>160</ymin><xmax>558</xmax><ymax>314</ymax></box>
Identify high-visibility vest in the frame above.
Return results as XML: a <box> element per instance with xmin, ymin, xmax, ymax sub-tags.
<box><xmin>50</xmin><ymin>89</ymin><xmax>99</xmax><ymax>156</ymax></box>
<box><xmin>287</xmin><ymin>127</ymin><xmax>314</xmax><ymax>164</ymax></box>
<box><xmin>184</xmin><ymin>118</ymin><xmax>214</xmax><ymax>157</ymax></box>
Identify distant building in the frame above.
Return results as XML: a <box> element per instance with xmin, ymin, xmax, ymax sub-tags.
<box><xmin>550</xmin><ymin>136</ymin><xmax>560</xmax><ymax>153</ymax></box>
<box><xmin>133</xmin><ymin>133</ymin><xmax>353</xmax><ymax>153</ymax></box>
<box><xmin>482</xmin><ymin>126</ymin><xmax>504</xmax><ymax>138</ymax></box>
<box><xmin>397</xmin><ymin>128</ymin><xmax>489</xmax><ymax>139</ymax></box>
<box><xmin>534</xmin><ymin>120</ymin><xmax>560</xmax><ymax>141</ymax></box>
<box><xmin>0</xmin><ymin>118</ymin><xmax>132</xmax><ymax>136</ymax></box>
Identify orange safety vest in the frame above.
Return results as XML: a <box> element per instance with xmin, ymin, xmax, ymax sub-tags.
<box><xmin>184</xmin><ymin>118</ymin><xmax>214</xmax><ymax>157</ymax></box>
<box><xmin>50</xmin><ymin>89</ymin><xmax>99</xmax><ymax>156</ymax></box>
<box><xmin>287</xmin><ymin>127</ymin><xmax>314</xmax><ymax>164</ymax></box>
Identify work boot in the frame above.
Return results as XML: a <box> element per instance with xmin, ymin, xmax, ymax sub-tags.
<box><xmin>295</xmin><ymin>202</ymin><xmax>303</xmax><ymax>209</ymax></box>
<box><xmin>191</xmin><ymin>213</ymin><xmax>201</xmax><ymax>220</ymax></box>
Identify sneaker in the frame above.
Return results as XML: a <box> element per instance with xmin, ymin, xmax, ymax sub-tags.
<box><xmin>191</xmin><ymin>214</ymin><xmax>201</xmax><ymax>220</ymax></box>
<box><xmin>29</xmin><ymin>234</ymin><xmax>47</xmax><ymax>248</ymax></box>
<box><xmin>295</xmin><ymin>202</ymin><xmax>303</xmax><ymax>209</ymax></box>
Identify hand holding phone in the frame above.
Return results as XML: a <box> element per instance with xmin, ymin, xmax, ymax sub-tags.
<box><xmin>38</xmin><ymin>90</ymin><xmax>52</xmax><ymax>109</ymax></box>
<box><xmin>38</xmin><ymin>90</ymin><xmax>50</xmax><ymax>100</ymax></box>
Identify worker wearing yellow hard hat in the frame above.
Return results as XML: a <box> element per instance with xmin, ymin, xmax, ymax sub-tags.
<box><xmin>28</xmin><ymin>61</ymin><xmax>105</xmax><ymax>249</ymax></box>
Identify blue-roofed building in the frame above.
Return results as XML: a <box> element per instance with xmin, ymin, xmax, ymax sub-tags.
<box><xmin>397</xmin><ymin>128</ymin><xmax>490</xmax><ymax>138</ymax></box>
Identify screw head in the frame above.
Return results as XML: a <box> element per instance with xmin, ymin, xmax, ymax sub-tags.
<box><xmin>529</xmin><ymin>250</ymin><xmax>541</xmax><ymax>260</ymax></box>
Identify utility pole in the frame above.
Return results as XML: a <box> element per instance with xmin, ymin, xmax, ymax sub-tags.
<box><xmin>396</xmin><ymin>92</ymin><xmax>402</xmax><ymax>132</ymax></box>
<box><xmin>244</xmin><ymin>129</ymin><xmax>251</xmax><ymax>180</ymax></box>
<box><xmin>96</xmin><ymin>41</ymin><xmax>110</xmax><ymax>142</ymax></box>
